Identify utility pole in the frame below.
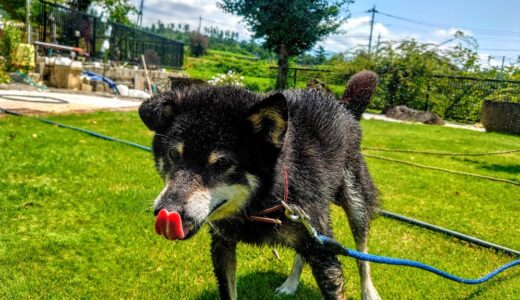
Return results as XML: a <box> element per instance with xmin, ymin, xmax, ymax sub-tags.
<box><xmin>197</xmin><ymin>16</ymin><xmax>202</xmax><ymax>33</ymax></box>
<box><xmin>26</xmin><ymin>0</ymin><xmax>31</xmax><ymax>43</ymax></box>
<box><xmin>500</xmin><ymin>56</ymin><xmax>506</xmax><ymax>72</ymax></box>
<box><xmin>375</xmin><ymin>33</ymin><xmax>381</xmax><ymax>54</ymax></box>
<box><xmin>367</xmin><ymin>5</ymin><xmax>377</xmax><ymax>54</ymax></box>
<box><xmin>137</xmin><ymin>0</ymin><xmax>144</xmax><ymax>27</ymax></box>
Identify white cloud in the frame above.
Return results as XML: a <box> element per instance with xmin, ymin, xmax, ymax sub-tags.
<box><xmin>138</xmin><ymin>0</ymin><xmax>251</xmax><ymax>39</ymax></box>
<box><xmin>318</xmin><ymin>16</ymin><xmax>419</xmax><ymax>53</ymax></box>
<box><xmin>478</xmin><ymin>53</ymin><xmax>505</xmax><ymax>68</ymax></box>
<box><xmin>134</xmin><ymin>1</ymin><xmax>505</xmax><ymax>63</ymax></box>
<box><xmin>434</xmin><ymin>27</ymin><xmax>473</xmax><ymax>38</ymax></box>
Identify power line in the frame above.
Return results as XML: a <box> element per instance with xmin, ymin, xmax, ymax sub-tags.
<box><xmin>382</xmin><ymin>22</ymin><xmax>520</xmax><ymax>42</ymax></box>
<box><xmin>360</xmin><ymin>8</ymin><xmax>520</xmax><ymax>56</ymax></box>
<box><xmin>376</xmin><ymin>10</ymin><xmax>520</xmax><ymax>37</ymax></box>
<box><xmin>480</xmin><ymin>48</ymin><xmax>520</xmax><ymax>52</ymax></box>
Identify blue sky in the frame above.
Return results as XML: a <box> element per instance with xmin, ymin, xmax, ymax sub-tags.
<box><xmin>347</xmin><ymin>1</ymin><xmax>520</xmax><ymax>55</ymax></box>
<box><xmin>135</xmin><ymin>0</ymin><xmax>520</xmax><ymax>67</ymax></box>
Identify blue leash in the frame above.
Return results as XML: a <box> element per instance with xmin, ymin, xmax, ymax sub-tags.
<box><xmin>0</xmin><ymin>108</ymin><xmax>152</xmax><ymax>152</ymax></box>
<box><xmin>317</xmin><ymin>235</ymin><xmax>520</xmax><ymax>284</ymax></box>
<box><xmin>282</xmin><ymin>203</ymin><xmax>520</xmax><ymax>285</ymax></box>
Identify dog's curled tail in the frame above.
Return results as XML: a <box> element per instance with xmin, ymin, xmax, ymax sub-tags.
<box><xmin>340</xmin><ymin>70</ymin><xmax>379</xmax><ymax>120</ymax></box>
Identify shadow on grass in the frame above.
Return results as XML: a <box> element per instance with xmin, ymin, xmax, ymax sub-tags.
<box><xmin>479</xmin><ymin>163</ymin><xmax>520</xmax><ymax>175</ymax></box>
<box><xmin>461</xmin><ymin>271</ymin><xmax>520</xmax><ymax>300</ymax></box>
<box><xmin>194</xmin><ymin>271</ymin><xmax>322</xmax><ymax>300</ymax></box>
<box><xmin>453</xmin><ymin>158</ymin><xmax>520</xmax><ymax>175</ymax></box>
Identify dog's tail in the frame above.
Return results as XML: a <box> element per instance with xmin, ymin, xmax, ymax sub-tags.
<box><xmin>340</xmin><ymin>70</ymin><xmax>379</xmax><ymax>120</ymax></box>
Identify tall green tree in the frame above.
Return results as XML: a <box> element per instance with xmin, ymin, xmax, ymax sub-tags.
<box><xmin>92</xmin><ymin>0</ymin><xmax>135</xmax><ymax>25</ymax></box>
<box><xmin>218</xmin><ymin>0</ymin><xmax>351</xmax><ymax>89</ymax></box>
<box><xmin>0</xmin><ymin>0</ymin><xmax>51</xmax><ymax>21</ymax></box>
<box><xmin>315</xmin><ymin>45</ymin><xmax>327</xmax><ymax>64</ymax></box>
<box><xmin>0</xmin><ymin>0</ymin><xmax>134</xmax><ymax>25</ymax></box>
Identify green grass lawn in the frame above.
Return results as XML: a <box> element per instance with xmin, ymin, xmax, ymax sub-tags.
<box><xmin>185</xmin><ymin>50</ymin><xmax>339</xmax><ymax>94</ymax></box>
<box><xmin>1</xmin><ymin>111</ymin><xmax>519</xmax><ymax>299</ymax></box>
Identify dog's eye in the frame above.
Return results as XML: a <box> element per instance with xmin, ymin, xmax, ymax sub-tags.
<box><xmin>169</xmin><ymin>150</ymin><xmax>181</xmax><ymax>161</ymax></box>
<box><xmin>212</xmin><ymin>157</ymin><xmax>234</xmax><ymax>170</ymax></box>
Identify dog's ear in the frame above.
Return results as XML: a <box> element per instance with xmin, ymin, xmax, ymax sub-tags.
<box><xmin>245</xmin><ymin>93</ymin><xmax>288</xmax><ymax>148</ymax></box>
<box><xmin>139</xmin><ymin>94</ymin><xmax>177</xmax><ymax>131</ymax></box>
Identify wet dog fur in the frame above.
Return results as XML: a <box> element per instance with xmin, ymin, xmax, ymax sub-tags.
<box><xmin>139</xmin><ymin>71</ymin><xmax>380</xmax><ymax>300</ymax></box>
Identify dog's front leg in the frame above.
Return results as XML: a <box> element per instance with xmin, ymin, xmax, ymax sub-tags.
<box><xmin>211</xmin><ymin>232</ymin><xmax>237</xmax><ymax>300</ymax></box>
<box><xmin>305</xmin><ymin>252</ymin><xmax>346</xmax><ymax>300</ymax></box>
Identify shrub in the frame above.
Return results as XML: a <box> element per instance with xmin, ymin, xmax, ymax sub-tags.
<box><xmin>143</xmin><ymin>49</ymin><xmax>161</xmax><ymax>68</ymax></box>
<box><xmin>0</xmin><ymin>20</ymin><xmax>23</xmax><ymax>71</ymax></box>
<box><xmin>188</xmin><ymin>31</ymin><xmax>209</xmax><ymax>57</ymax></box>
<box><xmin>0</xmin><ymin>58</ymin><xmax>10</xmax><ymax>83</ymax></box>
<box><xmin>244</xmin><ymin>81</ymin><xmax>260</xmax><ymax>91</ymax></box>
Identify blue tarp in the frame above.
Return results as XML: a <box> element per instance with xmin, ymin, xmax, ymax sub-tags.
<box><xmin>81</xmin><ymin>71</ymin><xmax>119</xmax><ymax>94</ymax></box>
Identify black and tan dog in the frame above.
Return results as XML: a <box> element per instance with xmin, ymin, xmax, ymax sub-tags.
<box><xmin>139</xmin><ymin>71</ymin><xmax>380</xmax><ymax>300</ymax></box>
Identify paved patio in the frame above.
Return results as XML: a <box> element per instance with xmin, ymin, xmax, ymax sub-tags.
<box><xmin>0</xmin><ymin>89</ymin><xmax>142</xmax><ymax>115</ymax></box>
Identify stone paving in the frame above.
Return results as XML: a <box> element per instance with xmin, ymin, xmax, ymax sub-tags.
<box><xmin>0</xmin><ymin>89</ymin><xmax>141</xmax><ymax>115</ymax></box>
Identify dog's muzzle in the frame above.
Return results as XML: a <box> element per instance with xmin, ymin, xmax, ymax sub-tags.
<box><xmin>154</xmin><ymin>209</ymin><xmax>186</xmax><ymax>240</ymax></box>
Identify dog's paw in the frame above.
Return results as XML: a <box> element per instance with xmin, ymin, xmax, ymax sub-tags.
<box><xmin>362</xmin><ymin>286</ymin><xmax>381</xmax><ymax>300</ymax></box>
<box><xmin>274</xmin><ymin>280</ymin><xmax>299</xmax><ymax>296</ymax></box>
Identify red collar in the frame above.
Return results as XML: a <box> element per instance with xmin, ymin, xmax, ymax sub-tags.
<box><xmin>247</xmin><ymin>169</ymin><xmax>289</xmax><ymax>224</ymax></box>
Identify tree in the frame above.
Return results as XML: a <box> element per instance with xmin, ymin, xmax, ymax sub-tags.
<box><xmin>100</xmin><ymin>0</ymin><xmax>135</xmax><ymax>25</ymax></box>
<box><xmin>315</xmin><ymin>46</ymin><xmax>327</xmax><ymax>64</ymax></box>
<box><xmin>0</xmin><ymin>0</ymin><xmax>47</xmax><ymax>22</ymax></box>
<box><xmin>69</xmin><ymin>0</ymin><xmax>93</xmax><ymax>11</ymax></box>
<box><xmin>188</xmin><ymin>31</ymin><xmax>209</xmax><ymax>57</ymax></box>
<box><xmin>218</xmin><ymin>0</ymin><xmax>351</xmax><ymax>89</ymax></box>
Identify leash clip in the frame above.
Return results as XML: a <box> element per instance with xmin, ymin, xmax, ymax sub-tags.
<box><xmin>281</xmin><ymin>201</ymin><xmax>322</xmax><ymax>244</ymax></box>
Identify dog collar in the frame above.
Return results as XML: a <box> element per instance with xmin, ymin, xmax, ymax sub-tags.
<box><xmin>247</xmin><ymin>168</ymin><xmax>289</xmax><ymax>224</ymax></box>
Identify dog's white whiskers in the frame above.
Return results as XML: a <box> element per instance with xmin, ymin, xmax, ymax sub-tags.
<box><xmin>154</xmin><ymin>133</ymin><xmax>172</xmax><ymax>141</ymax></box>
<box><xmin>207</xmin><ymin>221</ymin><xmax>216</xmax><ymax>230</ymax></box>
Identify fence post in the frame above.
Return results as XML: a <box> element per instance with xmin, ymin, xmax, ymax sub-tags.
<box><xmin>161</xmin><ymin>42</ymin><xmax>165</xmax><ymax>68</ymax></box>
<box><xmin>92</xmin><ymin>17</ymin><xmax>97</xmax><ymax>58</ymax></box>
<box><xmin>293</xmin><ymin>68</ymin><xmax>297</xmax><ymax>87</ymax></box>
<box><xmin>42</xmin><ymin>2</ymin><xmax>47</xmax><ymax>42</ymax></box>
<box><xmin>425</xmin><ymin>80</ymin><xmax>431</xmax><ymax>111</ymax></box>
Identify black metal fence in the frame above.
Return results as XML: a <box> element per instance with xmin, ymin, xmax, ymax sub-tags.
<box><xmin>276</xmin><ymin>67</ymin><xmax>520</xmax><ymax>122</ymax></box>
<box><xmin>269</xmin><ymin>67</ymin><xmax>336</xmax><ymax>87</ymax></box>
<box><xmin>407</xmin><ymin>75</ymin><xmax>520</xmax><ymax>122</ymax></box>
<box><xmin>37</xmin><ymin>0</ymin><xmax>184</xmax><ymax>68</ymax></box>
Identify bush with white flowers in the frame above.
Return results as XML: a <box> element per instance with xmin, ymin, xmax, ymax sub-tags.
<box><xmin>208</xmin><ymin>70</ymin><xmax>244</xmax><ymax>87</ymax></box>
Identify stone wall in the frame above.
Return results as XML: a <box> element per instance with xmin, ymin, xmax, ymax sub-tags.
<box><xmin>481</xmin><ymin>100</ymin><xmax>520</xmax><ymax>135</ymax></box>
<box><xmin>84</xmin><ymin>65</ymin><xmax>178</xmax><ymax>90</ymax></box>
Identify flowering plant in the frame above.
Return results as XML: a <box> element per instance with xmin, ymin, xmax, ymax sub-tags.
<box><xmin>208</xmin><ymin>70</ymin><xmax>244</xmax><ymax>87</ymax></box>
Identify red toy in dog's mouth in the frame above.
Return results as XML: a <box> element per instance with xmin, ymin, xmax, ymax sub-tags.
<box><xmin>154</xmin><ymin>209</ymin><xmax>185</xmax><ymax>240</ymax></box>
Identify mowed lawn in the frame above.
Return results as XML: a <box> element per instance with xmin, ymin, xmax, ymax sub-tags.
<box><xmin>1</xmin><ymin>111</ymin><xmax>519</xmax><ymax>299</ymax></box>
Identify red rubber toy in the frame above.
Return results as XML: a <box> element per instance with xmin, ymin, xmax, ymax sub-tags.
<box><xmin>155</xmin><ymin>209</ymin><xmax>185</xmax><ymax>240</ymax></box>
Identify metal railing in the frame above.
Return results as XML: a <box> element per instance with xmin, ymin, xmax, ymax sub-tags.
<box><xmin>37</xmin><ymin>0</ymin><xmax>184</xmax><ymax>68</ymax></box>
<box><xmin>273</xmin><ymin>67</ymin><xmax>520</xmax><ymax>122</ymax></box>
